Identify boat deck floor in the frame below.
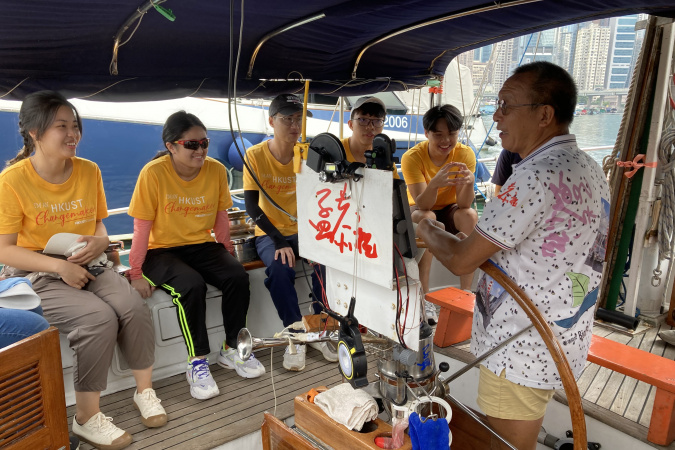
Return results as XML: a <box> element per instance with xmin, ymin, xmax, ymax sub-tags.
<box><xmin>68</xmin><ymin>319</ymin><xmax>675</xmax><ymax>449</ymax></box>
<box><xmin>67</xmin><ymin>346</ymin><xmax>379</xmax><ymax>450</ymax></box>
<box><xmin>436</xmin><ymin>318</ymin><xmax>675</xmax><ymax>449</ymax></box>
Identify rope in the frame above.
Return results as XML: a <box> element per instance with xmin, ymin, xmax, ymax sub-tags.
<box><xmin>602</xmin><ymin>34</ymin><xmax>647</xmax><ymax>181</ymax></box>
<box><xmin>657</xmin><ymin>113</ymin><xmax>675</xmax><ymax>264</ymax></box>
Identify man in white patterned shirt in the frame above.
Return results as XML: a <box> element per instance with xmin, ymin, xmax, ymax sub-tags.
<box><xmin>417</xmin><ymin>61</ymin><xmax>609</xmax><ymax>450</ymax></box>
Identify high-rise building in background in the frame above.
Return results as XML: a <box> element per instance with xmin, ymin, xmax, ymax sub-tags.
<box><xmin>554</xmin><ymin>25</ymin><xmax>576</xmax><ymax>72</ymax></box>
<box><xmin>457</xmin><ymin>14</ymin><xmax>641</xmax><ymax>96</ymax></box>
<box><xmin>605</xmin><ymin>14</ymin><xmax>645</xmax><ymax>89</ymax></box>
<box><xmin>490</xmin><ymin>39</ymin><xmax>517</xmax><ymax>91</ymax></box>
<box><xmin>572</xmin><ymin>22</ymin><xmax>610</xmax><ymax>91</ymax></box>
<box><xmin>516</xmin><ymin>30</ymin><xmax>555</xmax><ymax>65</ymax></box>
<box><xmin>473</xmin><ymin>44</ymin><xmax>493</xmax><ymax>63</ymax></box>
<box><xmin>456</xmin><ymin>52</ymin><xmax>474</xmax><ymax>72</ymax></box>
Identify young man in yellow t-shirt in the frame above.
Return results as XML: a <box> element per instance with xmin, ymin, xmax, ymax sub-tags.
<box><xmin>341</xmin><ymin>96</ymin><xmax>400</xmax><ymax>179</ymax></box>
<box><xmin>401</xmin><ymin>104</ymin><xmax>478</xmax><ymax>310</ymax></box>
<box><xmin>244</xmin><ymin>94</ymin><xmax>336</xmax><ymax>372</ymax></box>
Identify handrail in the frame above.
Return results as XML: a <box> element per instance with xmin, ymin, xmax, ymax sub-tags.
<box><xmin>246</xmin><ymin>13</ymin><xmax>326</xmax><ymax>79</ymax></box>
<box><xmin>351</xmin><ymin>0</ymin><xmax>541</xmax><ymax>79</ymax></box>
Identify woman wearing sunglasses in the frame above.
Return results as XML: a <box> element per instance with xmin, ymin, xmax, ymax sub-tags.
<box><xmin>0</xmin><ymin>91</ymin><xmax>166</xmax><ymax>450</ymax></box>
<box><xmin>127</xmin><ymin>111</ymin><xmax>265</xmax><ymax>401</ymax></box>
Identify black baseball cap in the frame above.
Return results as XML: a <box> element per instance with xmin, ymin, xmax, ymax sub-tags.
<box><xmin>269</xmin><ymin>94</ymin><xmax>313</xmax><ymax>117</ymax></box>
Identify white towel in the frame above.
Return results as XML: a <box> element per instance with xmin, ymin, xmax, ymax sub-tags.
<box><xmin>314</xmin><ymin>383</ymin><xmax>378</xmax><ymax>431</ymax></box>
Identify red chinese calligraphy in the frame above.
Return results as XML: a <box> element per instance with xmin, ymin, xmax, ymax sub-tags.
<box><xmin>497</xmin><ymin>182</ymin><xmax>518</xmax><ymax>206</ymax></box>
<box><xmin>308</xmin><ymin>183</ymin><xmax>378</xmax><ymax>258</ymax></box>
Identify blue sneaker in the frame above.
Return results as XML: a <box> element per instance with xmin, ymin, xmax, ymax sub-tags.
<box><xmin>186</xmin><ymin>358</ymin><xmax>219</xmax><ymax>400</ymax></box>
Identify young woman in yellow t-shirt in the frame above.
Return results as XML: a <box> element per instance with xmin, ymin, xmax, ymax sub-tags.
<box><xmin>128</xmin><ymin>111</ymin><xmax>265</xmax><ymax>401</ymax></box>
<box><xmin>0</xmin><ymin>91</ymin><xmax>166</xmax><ymax>450</ymax></box>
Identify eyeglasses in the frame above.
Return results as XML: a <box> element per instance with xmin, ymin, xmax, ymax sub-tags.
<box><xmin>173</xmin><ymin>138</ymin><xmax>210</xmax><ymax>150</ymax></box>
<box><xmin>354</xmin><ymin>117</ymin><xmax>385</xmax><ymax>128</ymax></box>
<box><xmin>496</xmin><ymin>99</ymin><xmax>547</xmax><ymax>115</ymax></box>
<box><xmin>275</xmin><ymin>115</ymin><xmax>303</xmax><ymax>126</ymax></box>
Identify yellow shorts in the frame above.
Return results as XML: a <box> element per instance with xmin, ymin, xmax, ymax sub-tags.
<box><xmin>477</xmin><ymin>365</ymin><xmax>555</xmax><ymax>420</ymax></box>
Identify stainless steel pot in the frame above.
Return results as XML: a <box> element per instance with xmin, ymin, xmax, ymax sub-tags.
<box><xmin>231</xmin><ymin>236</ymin><xmax>258</xmax><ymax>263</ymax></box>
<box><xmin>229</xmin><ymin>210</ymin><xmax>254</xmax><ymax>235</ymax></box>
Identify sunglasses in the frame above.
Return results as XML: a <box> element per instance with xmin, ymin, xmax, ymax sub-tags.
<box><xmin>173</xmin><ymin>138</ymin><xmax>210</xmax><ymax>150</ymax></box>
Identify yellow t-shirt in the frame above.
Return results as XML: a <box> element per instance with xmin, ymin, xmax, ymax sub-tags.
<box><xmin>242</xmin><ymin>140</ymin><xmax>297</xmax><ymax>237</ymax></box>
<box><xmin>128</xmin><ymin>155</ymin><xmax>232</xmax><ymax>249</ymax></box>
<box><xmin>0</xmin><ymin>157</ymin><xmax>108</xmax><ymax>251</ymax></box>
<box><xmin>341</xmin><ymin>137</ymin><xmax>401</xmax><ymax>179</ymax></box>
<box><xmin>401</xmin><ymin>141</ymin><xmax>476</xmax><ymax>208</ymax></box>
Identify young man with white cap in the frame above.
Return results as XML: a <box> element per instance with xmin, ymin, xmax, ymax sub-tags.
<box><xmin>342</xmin><ymin>96</ymin><xmax>399</xmax><ymax>180</ymax></box>
<box><xmin>244</xmin><ymin>94</ymin><xmax>336</xmax><ymax>372</ymax></box>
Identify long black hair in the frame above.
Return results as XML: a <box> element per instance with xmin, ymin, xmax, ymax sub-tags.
<box><xmin>152</xmin><ymin>110</ymin><xmax>207</xmax><ymax>160</ymax></box>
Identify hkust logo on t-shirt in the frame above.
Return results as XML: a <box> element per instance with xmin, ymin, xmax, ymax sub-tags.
<box><xmin>260</xmin><ymin>173</ymin><xmax>296</xmax><ymax>195</ymax></box>
<box><xmin>33</xmin><ymin>199</ymin><xmax>96</xmax><ymax>226</ymax></box>
<box><xmin>164</xmin><ymin>194</ymin><xmax>215</xmax><ymax>218</ymax></box>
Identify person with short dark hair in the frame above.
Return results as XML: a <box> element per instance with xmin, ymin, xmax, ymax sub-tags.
<box><xmin>128</xmin><ymin>110</ymin><xmax>265</xmax><ymax>401</ymax></box>
<box><xmin>401</xmin><ymin>104</ymin><xmax>478</xmax><ymax>298</ymax></box>
<box><xmin>244</xmin><ymin>94</ymin><xmax>335</xmax><ymax>372</ymax></box>
<box><xmin>417</xmin><ymin>61</ymin><xmax>609</xmax><ymax>450</ymax></box>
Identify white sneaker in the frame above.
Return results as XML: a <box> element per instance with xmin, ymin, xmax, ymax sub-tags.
<box><xmin>425</xmin><ymin>300</ymin><xmax>439</xmax><ymax>325</ymax></box>
<box><xmin>283</xmin><ymin>344</ymin><xmax>306</xmax><ymax>371</ymax></box>
<box><xmin>133</xmin><ymin>388</ymin><xmax>167</xmax><ymax>428</ymax></box>
<box><xmin>217</xmin><ymin>347</ymin><xmax>266</xmax><ymax>378</ymax></box>
<box><xmin>72</xmin><ymin>412</ymin><xmax>132</xmax><ymax>450</ymax></box>
<box><xmin>186</xmin><ymin>358</ymin><xmax>219</xmax><ymax>400</ymax></box>
<box><xmin>308</xmin><ymin>340</ymin><xmax>338</xmax><ymax>362</ymax></box>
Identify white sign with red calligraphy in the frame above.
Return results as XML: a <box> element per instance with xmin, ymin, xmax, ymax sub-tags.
<box><xmin>297</xmin><ymin>166</ymin><xmax>394</xmax><ymax>289</ymax></box>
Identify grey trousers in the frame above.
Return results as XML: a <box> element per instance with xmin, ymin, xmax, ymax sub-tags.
<box><xmin>2</xmin><ymin>266</ymin><xmax>155</xmax><ymax>392</ymax></box>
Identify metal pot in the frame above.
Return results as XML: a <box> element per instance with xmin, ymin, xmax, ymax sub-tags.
<box><xmin>229</xmin><ymin>210</ymin><xmax>254</xmax><ymax>235</ymax></box>
<box><xmin>231</xmin><ymin>236</ymin><xmax>258</xmax><ymax>263</ymax></box>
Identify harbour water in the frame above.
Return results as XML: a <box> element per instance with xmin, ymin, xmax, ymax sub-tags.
<box><xmin>479</xmin><ymin>112</ymin><xmax>622</xmax><ymax>173</ymax></box>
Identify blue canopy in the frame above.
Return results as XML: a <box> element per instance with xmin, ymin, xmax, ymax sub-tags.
<box><xmin>0</xmin><ymin>0</ymin><xmax>673</xmax><ymax>101</ymax></box>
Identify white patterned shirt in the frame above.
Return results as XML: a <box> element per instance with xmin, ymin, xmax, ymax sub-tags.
<box><xmin>471</xmin><ymin>134</ymin><xmax>609</xmax><ymax>389</ymax></box>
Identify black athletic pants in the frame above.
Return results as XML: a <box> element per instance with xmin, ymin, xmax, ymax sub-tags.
<box><xmin>143</xmin><ymin>241</ymin><xmax>250</xmax><ymax>357</ymax></box>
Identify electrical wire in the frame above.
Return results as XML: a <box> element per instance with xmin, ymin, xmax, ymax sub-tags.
<box><xmin>227</xmin><ymin>0</ymin><xmax>296</xmax><ymax>221</ymax></box>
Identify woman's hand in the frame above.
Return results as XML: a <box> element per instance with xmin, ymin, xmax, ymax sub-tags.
<box><xmin>131</xmin><ymin>278</ymin><xmax>155</xmax><ymax>299</ymax></box>
<box><xmin>67</xmin><ymin>235</ymin><xmax>110</xmax><ymax>265</ymax></box>
<box><xmin>275</xmin><ymin>247</ymin><xmax>296</xmax><ymax>268</ymax></box>
<box><xmin>56</xmin><ymin>259</ymin><xmax>95</xmax><ymax>289</ymax></box>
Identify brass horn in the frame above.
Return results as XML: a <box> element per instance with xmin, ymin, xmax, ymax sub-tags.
<box><xmin>236</xmin><ymin>327</ymin><xmax>390</xmax><ymax>361</ymax></box>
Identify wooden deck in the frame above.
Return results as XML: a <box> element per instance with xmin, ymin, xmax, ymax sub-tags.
<box><xmin>67</xmin><ymin>318</ymin><xmax>675</xmax><ymax>449</ymax></box>
<box><xmin>436</xmin><ymin>318</ymin><xmax>675</xmax><ymax>449</ymax></box>
<box><xmin>67</xmin><ymin>346</ymin><xmax>379</xmax><ymax>450</ymax></box>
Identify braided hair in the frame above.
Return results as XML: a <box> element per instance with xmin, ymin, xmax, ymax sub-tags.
<box><xmin>5</xmin><ymin>91</ymin><xmax>82</xmax><ymax>167</ymax></box>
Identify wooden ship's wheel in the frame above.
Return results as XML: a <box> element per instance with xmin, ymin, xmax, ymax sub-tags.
<box><xmin>261</xmin><ymin>261</ymin><xmax>588</xmax><ymax>450</ymax></box>
<box><xmin>477</xmin><ymin>260</ymin><xmax>587</xmax><ymax>450</ymax></box>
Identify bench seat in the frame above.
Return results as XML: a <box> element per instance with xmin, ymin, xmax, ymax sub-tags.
<box><xmin>59</xmin><ymin>259</ymin><xmax>304</xmax><ymax>406</ymax></box>
<box><xmin>428</xmin><ymin>285</ymin><xmax>675</xmax><ymax>446</ymax></box>
<box><xmin>588</xmin><ymin>335</ymin><xmax>675</xmax><ymax>446</ymax></box>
